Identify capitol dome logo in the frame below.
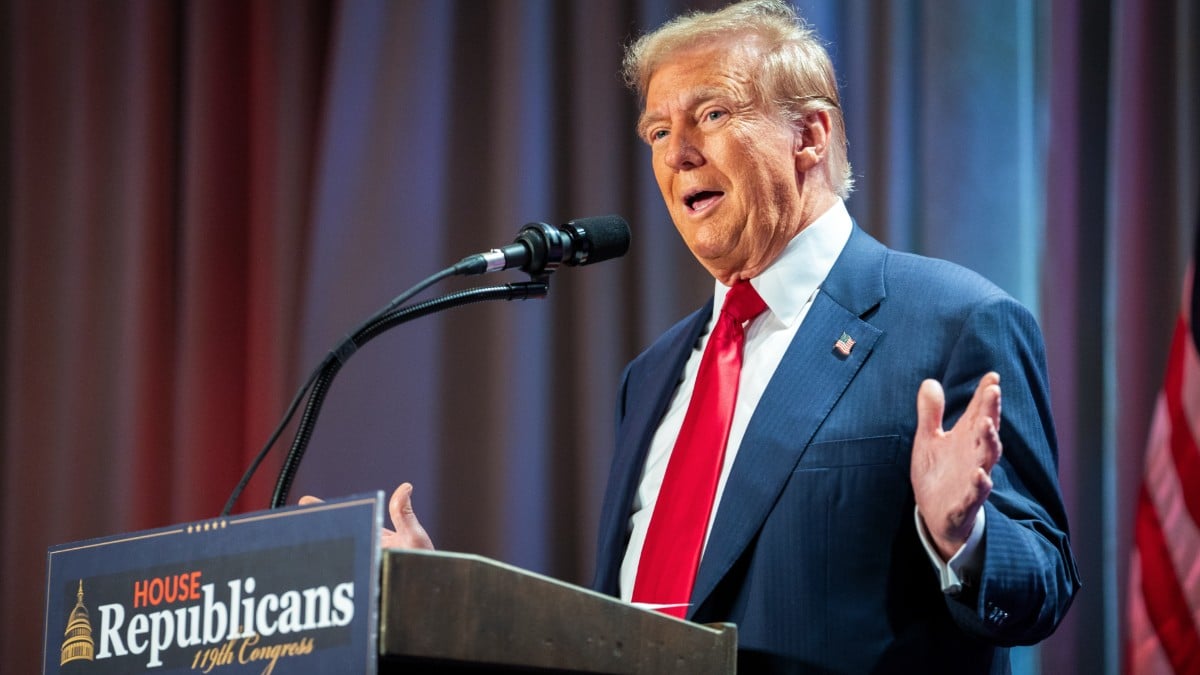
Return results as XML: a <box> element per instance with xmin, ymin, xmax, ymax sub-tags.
<box><xmin>61</xmin><ymin>579</ymin><xmax>95</xmax><ymax>665</ymax></box>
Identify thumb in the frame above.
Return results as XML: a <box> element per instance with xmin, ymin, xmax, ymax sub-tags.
<box><xmin>388</xmin><ymin>482</ymin><xmax>434</xmax><ymax>550</ymax></box>
<box><xmin>390</xmin><ymin>482</ymin><xmax>419</xmax><ymax>528</ymax></box>
<box><xmin>916</xmin><ymin>379</ymin><xmax>946</xmax><ymax>439</ymax></box>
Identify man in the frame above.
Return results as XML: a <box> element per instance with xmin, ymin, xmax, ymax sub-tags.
<box><xmin>344</xmin><ymin>0</ymin><xmax>1079</xmax><ymax>671</ymax></box>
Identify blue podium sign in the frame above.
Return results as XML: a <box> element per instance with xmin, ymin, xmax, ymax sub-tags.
<box><xmin>44</xmin><ymin>493</ymin><xmax>383</xmax><ymax>675</ymax></box>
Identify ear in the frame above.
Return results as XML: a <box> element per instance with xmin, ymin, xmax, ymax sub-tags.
<box><xmin>794</xmin><ymin>109</ymin><xmax>832</xmax><ymax>173</ymax></box>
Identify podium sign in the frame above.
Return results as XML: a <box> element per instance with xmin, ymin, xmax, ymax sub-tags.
<box><xmin>44</xmin><ymin>493</ymin><xmax>383</xmax><ymax>675</ymax></box>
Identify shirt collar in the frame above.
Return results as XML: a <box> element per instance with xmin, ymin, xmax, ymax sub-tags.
<box><xmin>712</xmin><ymin>199</ymin><xmax>854</xmax><ymax>327</ymax></box>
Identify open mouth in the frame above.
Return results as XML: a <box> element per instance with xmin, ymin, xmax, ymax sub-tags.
<box><xmin>684</xmin><ymin>190</ymin><xmax>725</xmax><ymax>213</ymax></box>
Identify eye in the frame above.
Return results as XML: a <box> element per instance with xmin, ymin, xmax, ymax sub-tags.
<box><xmin>649</xmin><ymin>128</ymin><xmax>669</xmax><ymax>142</ymax></box>
<box><xmin>704</xmin><ymin>109</ymin><xmax>726</xmax><ymax>123</ymax></box>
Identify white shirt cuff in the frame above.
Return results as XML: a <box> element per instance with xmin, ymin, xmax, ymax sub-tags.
<box><xmin>914</xmin><ymin>506</ymin><xmax>985</xmax><ymax>594</ymax></box>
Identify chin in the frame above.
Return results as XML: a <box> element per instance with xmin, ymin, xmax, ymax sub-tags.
<box><xmin>687</xmin><ymin>227</ymin><xmax>740</xmax><ymax>262</ymax></box>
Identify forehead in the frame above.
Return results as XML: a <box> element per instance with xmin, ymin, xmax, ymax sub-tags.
<box><xmin>643</xmin><ymin>43</ymin><xmax>758</xmax><ymax>114</ymax></box>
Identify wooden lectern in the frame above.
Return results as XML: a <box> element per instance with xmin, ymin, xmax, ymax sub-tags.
<box><xmin>378</xmin><ymin>550</ymin><xmax>737</xmax><ymax>674</ymax></box>
<box><xmin>43</xmin><ymin>498</ymin><xmax>734</xmax><ymax>674</ymax></box>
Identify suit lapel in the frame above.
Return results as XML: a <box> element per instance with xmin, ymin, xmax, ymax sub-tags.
<box><xmin>688</xmin><ymin>225</ymin><xmax>889</xmax><ymax>616</ymax></box>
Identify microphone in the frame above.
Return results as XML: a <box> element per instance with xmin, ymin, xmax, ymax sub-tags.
<box><xmin>457</xmin><ymin>215</ymin><xmax>630</xmax><ymax>276</ymax></box>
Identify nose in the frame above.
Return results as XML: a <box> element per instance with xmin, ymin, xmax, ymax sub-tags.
<box><xmin>663</xmin><ymin>128</ymin><xmax>704</xmax><ymax>171</ymax></box>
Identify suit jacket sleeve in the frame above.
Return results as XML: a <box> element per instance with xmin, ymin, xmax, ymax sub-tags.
<box><xmin>935</xmin><ymin>291</ymin><xmax>1080</xmax><ymax>644</ymax></box>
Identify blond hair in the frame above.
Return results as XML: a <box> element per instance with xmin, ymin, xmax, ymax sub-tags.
<box><xmin>623</xmin><ymin>0</ymin><xmax>853</xmax><ymax>198</ymax></box>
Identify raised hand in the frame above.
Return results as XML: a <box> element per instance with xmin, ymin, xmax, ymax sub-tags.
<box><xmin>299</xmin><ymin>482</ymin><xmax>434</xmax><ymax>550</ymax></box>
<box><xmin>911</xmin><ymin>372</ymin><xmax>1002</xmax><ymax>561</ymax></box>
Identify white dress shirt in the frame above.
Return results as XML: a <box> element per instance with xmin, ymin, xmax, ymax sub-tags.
<box><xmin>620</xmin><ymin>199</ymin><xmax>981</xmax><ymax>604</ymax></box>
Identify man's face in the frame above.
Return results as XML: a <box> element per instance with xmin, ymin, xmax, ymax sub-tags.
<box><xmin>640</xmin><ymin>42</ymin><xmax>811</xmax><ymax>284</ymax></box>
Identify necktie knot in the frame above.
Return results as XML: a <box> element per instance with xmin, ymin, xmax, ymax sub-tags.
<box><xmin>722</xmin><ymin>280</ymin><xmax>767</xmax><ymax>325</ymax></box>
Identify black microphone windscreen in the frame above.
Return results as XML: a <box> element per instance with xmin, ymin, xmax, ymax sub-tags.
<box><xmin>569</xmin><ymin>215</ymin><xmax>630</xmax><ymax>266</ymax></box>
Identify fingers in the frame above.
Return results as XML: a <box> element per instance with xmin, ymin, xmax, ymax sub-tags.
<box><xmin>972</xmin><ymin>371</ymin><xmax>1001</xmax><ymax>430</ymax></box>
<box><xmin>915</xmin><ymin>379</ymin><xmax>946</xmax><ymax>439</ymax></box>
<box><xmin>976</xmin><ymin>415</ymin><xmax>1003</xmax><ymax>472</ymax></box>
<box><xmin>968</xmin><ymin>372</ymin><xmax>1003</xmax><ymax>472</ymax></box>
<box><xmin>298</xmin><ymin>495</ymin><xmax>324</xmax><ymax>506</ymax></box>
<box><xmin>924</xmin><ymin>373</ymin><xmax>1002</xmax><ymax>438</ymax></box>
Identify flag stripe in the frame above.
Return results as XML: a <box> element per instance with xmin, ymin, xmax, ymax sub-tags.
<box><xmin>1129</xmin><ymin>244</ymin><xmax>1200</xmax><ymax>674</ymax></box>
<box><xmin>1163</xmin><ymin>316</ymin><xmax>1200</xmax><ymax>529</ymax></box>
<box><xmin>1135</xmin><ymin>485</ymin><xmax>1200</xmax><ymax>673</ymax></box>
<box><xmin>1127</xmin><ymin>555</ymin><xmax>1175</xmax><ymax>674</ymax></box>
<box><xmin>1144</xmin><ymin>394</ymin><xmax>1200</xmax><ymax>615</ymax></box>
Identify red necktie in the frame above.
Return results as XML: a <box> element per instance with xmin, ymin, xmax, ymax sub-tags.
<box><xmin>632</xmin><ymin>280</ymin><xmax>767</xmax><ymax>618</ymax></box>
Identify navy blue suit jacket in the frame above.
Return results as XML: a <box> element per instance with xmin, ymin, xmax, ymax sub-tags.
<box><xmin>593</xmin><ymin>226</ymin><xmax>1080</xmax><ymax>673</ymax></box>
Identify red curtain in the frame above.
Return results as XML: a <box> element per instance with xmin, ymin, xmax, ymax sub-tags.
<box><xmin>1</xmin><ymin>2</ymin><xmax>330</xmax><ymax>670</ymax></box>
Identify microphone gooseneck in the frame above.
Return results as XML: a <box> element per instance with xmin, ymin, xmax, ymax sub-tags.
<box><xmin>224</xmin><ymin>215</ymin><xmax>631</xmax><ymax>515</ymax></box>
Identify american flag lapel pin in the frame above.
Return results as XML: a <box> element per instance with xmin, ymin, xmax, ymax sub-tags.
<box><xmin>834</xmin><ymin>331</ymin><xmax>856</xmax><ymax>356</ymax></box>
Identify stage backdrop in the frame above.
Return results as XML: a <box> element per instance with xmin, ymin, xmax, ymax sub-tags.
<box><xmin>2</xmin><ymin>1</ymin><xmax>1197</xmax><ymax>674</ymax></box>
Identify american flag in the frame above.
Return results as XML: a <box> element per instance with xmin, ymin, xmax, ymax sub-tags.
<box><xmin>835</xmin><ymin>332</ymin><xmax>855</xmax><ymax>356</ymax></box>
<box><xmin>1126</xmin><ymin>222</ymin><xmax>1200</xmax><ymax>674</ymax></box>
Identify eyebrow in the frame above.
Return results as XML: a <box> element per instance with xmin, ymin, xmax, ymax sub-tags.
<box><xmin>636</xmin><ymin>111</ymin><xmax>664</xmax><ymax>140</ymax></box>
